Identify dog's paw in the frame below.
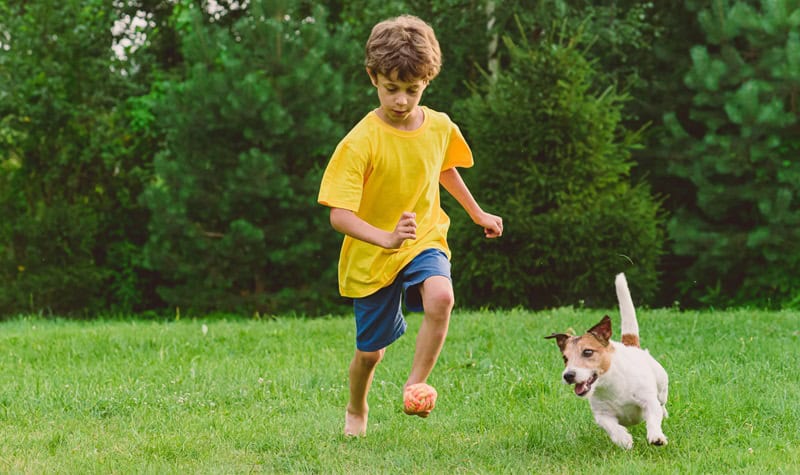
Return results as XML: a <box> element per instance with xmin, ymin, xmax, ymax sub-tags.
<box><xmin>648</xmin><ymin>432</ymin><xmax>668</xmax><ymax>446</ymax></box>
<box><xmin>610</xmin><ymin>432</ymin><xmax>634</xmax><ymax>450</ymax></box>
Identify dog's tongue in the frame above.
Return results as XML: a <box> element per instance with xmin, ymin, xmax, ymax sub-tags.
<box><xmin>575</xmin><ymin>383</ymin><xmax>589</xmax><ymax>396</ymax></box>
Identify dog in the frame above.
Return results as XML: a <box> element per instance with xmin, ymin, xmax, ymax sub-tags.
<box><xmin>545</xmin><ymin>273</ymin><xmax>668</xmax><ymax>449</ymax></box>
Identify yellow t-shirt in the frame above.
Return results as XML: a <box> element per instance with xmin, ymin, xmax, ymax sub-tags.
<box><xmin>318</xmin><ymin>106</ymin><xmax>473</xmax><ymax>298</ymax></box>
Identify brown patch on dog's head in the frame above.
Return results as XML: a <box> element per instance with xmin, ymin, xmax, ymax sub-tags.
<box><xmin>562</xmin><ymin>330</ymin><xmax>614</xmax><ymax>373</ymax></box>
<box><xmin>587</xmin><ymin>315</ymin><xmax>613</xmax><ymax>346</ymax></box>
<box><xmin>546</xmin><ymin>317</ymin><xmax>616</xmax><ymax>396</ymax></box>
<box><xmin>544</xmin><ymin>332</ymin><xmax>571</xmax><ymax>353</ymax></box>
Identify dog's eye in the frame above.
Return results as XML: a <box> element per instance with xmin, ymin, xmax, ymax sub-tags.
<box><xmin>582</xmin><ymin>349</ymin><xmax>594</xmax><ymax>357</ymax></box>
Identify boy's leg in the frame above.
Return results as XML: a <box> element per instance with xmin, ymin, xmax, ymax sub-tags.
<box><xmin>346</xmin><ymin>279</ymin><xmax>405</xmax><ymax>436</ymax></box>
<box><xmin>404</xmin><ymin>275</ymin><xmax>454</xmax><ymax>416</ymax></box>
<box><xmin>345</xmin><ymin>348</ymin><xmax>384</xmax><ymax>436</ymax></box>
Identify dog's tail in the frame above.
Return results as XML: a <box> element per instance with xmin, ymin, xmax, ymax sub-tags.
<box><xmin>615</xmin><ymin>273</ymin><xmax>640</xmax><ymax>347</ymax></box>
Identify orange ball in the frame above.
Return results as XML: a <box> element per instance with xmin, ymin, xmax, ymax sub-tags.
<box><xmin>404</xmin><ymin>383</ymin><xmax>438</xmax><ymax>413</ymax></box>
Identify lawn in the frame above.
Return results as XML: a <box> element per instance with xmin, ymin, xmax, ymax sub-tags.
<box><xmin>0</xmin><ymin>307</ymin><xmax>798</xmax><ymax>473</ymax></box>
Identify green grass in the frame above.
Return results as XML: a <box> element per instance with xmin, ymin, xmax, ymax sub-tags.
<box><xmin>0</xmin><ymin>308</ymin><xmax>798</xmax><ymax>473</ymax></box>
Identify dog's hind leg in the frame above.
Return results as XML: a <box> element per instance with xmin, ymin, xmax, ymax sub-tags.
<box><xmin>657</xmin><ymin>368</ymin><xmax>669</xmax><ymax>418</ymax></box>
<box><xmin>594</xmin><ymin>413</ymin><xmax>634</xmax><ymax>450</ymax></box>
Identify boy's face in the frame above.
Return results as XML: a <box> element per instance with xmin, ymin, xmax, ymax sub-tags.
<box><xmin>368</xmin><ymin>69</ymin><xmax>428</xmax><ymax>128</ymax></box>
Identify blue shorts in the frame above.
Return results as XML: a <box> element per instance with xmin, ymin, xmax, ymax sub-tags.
<box><xmin>353</xmin><ymin>248</ymin><xmax>451</xmax><ymax>352</ymax></box>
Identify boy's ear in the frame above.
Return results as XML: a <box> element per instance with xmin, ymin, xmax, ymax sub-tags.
<box><xmin>366</xmin><ymin>68</ymin><xmax>378</xmax><ymax>86</ymax></box>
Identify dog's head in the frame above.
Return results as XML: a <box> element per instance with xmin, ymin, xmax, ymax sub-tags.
<box><xmin>545</xmin><ymin>315</ymin><xmax>615</xmax><ymax>397</ymax></box>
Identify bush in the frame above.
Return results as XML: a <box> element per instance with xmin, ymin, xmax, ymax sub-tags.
<box><xmin>450</xmin><ymin>29</ymin><xmax>665</xmax><ymax>309</ymax></box>
<box><xmin>0</xmin><ymin>0</ymin><xmax>154</xmax><ymax>316</ymax></box>
<box><xmin>663</xmin><ymin>1</ymin><xmax>800</xmax><ymax>308</ymax></box>
<box><xmin>141</xmin><ymin>2</ymin><xmax>353</xmax><ymax>315</ymax></box>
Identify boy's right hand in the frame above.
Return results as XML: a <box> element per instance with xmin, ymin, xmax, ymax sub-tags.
<box><xmin>386</xmin><ymin>212</ymin><xmax>417</xmax><ymax>248</ymax></box>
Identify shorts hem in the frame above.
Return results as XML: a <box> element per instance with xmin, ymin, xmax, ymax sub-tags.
<box><xmin>356</xmin><ymin>323</ymin><xmax>407</xmax><ymax>352</ymax></box>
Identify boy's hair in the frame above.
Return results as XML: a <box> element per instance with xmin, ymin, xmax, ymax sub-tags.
<box><xmin>365</xmin><ymin>15</ymin><xmax>441</xmax><ymax>82</ymax></box>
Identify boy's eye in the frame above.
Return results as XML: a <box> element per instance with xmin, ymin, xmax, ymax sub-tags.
<box><xmin>384</xmin><ymin>86</ymin><xmax>419</xmax><ymax>94</ymax></box>
<box><xmin>582</xmin><ymin>349</ymin><xmax>594</xmax><ymax>357</ymax></box>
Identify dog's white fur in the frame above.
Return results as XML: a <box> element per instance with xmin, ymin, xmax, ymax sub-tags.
<box><xmin>546</xmin><ymin>273</ymin><xmax>669</xmax><ymax>449</ymax></box>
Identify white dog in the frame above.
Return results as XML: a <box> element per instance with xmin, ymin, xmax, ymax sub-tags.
<box><xmin>545</xmin><ymin>273</ymin><xmax>668</xmax><ymax>449</ymax></box>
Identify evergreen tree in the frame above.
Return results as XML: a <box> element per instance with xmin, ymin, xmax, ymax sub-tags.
<box><xmin>141</xmin><ymin>1</ymin><xmax>354</xmax><ymax>314</ymax></box>
<box><xmin>664</xmin><ymin>0</ymin><xmax>800</xmax><ymax>307</ymax></box>
<box><xmin>451</xmin><ymin>30</ymin><xmax>665</xmax><ymax>309</ymax></box>
<box><xmin>0</xmin><ymin>0</ymin><xmax>153</xmax><ymax>315</ymax></box>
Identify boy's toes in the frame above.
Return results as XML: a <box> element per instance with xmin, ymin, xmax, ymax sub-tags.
<box><xmin>344</xmin><ymin>410</ymin><xmax>367</xmax><ymax>437</ymax></box>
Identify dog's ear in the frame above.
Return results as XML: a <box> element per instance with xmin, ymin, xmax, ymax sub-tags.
<box><xmin>545</xmin><ymin>333</ymin><xmax>570</xmax><ymax>352</ymax></box>
<box><xmin>587</xmin><ymin>315</ymin><xmax>612</xmax><ymax>346</ymax></box>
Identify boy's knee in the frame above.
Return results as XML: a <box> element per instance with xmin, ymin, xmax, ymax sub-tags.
<box><xmin>433</xmin><ymin>291</ymin><xmax>455</xmax><ymax>313</ymax></box>
<box><xmin>423</xmin><ymin>284</ymin><xmax>454</xmax><ymax>316</ymax></box>
<box><xmin>422</xmin><ymin>276</ymin><xmax>455</xmax><ymax>316</ymax></box>
<box><xmin>355</xmin><ymin>348</ymin><xmax>384</xmax><ymax>368</ymax></box>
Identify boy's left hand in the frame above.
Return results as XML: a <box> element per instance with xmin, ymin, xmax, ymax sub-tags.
<box><xmin>475</xmin><ymin>212</ymin><xmax>503</xmax><ymax>238</ymax></box>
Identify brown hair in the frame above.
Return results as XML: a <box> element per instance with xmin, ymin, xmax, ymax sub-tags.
<box><xmin>365</xmin><ymin>15</ymin><xmax>442</xmax><ymax>82</ymax></box>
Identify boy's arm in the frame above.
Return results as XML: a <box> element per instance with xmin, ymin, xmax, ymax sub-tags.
<box><xmin>440</xmin><ymin>168</ymin><xmax>503</xmax><ymax>238</ymax></box>
<box><xmin>329</xmin><ymin>207</ymin><xmax>418</xmax><ymax>249</ymax></box>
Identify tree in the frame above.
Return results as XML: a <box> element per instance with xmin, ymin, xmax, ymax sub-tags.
<box><xmin>664</xmin><ymin>0</ymin><xmax>800</xmax><ymax>307</ymax></box>
<box><xmin>141</xmin><ymin>1</ymin><xmax>356</xmax><ymax>314</ymax></box>
<box><xmin>0</xmin><ymin>0</ymin><xmax>154</xmax><ymax>315</ymax></box>
<box><xmin>450</xmin><ymin>29</ymin><xmax>665</xmax><ymax>309</ymax></box>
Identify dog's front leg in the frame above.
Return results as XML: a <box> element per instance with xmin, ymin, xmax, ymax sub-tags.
<box><xmin>594</xmin><ymin>413</ymin><xmax>633</xmax><ymax>449</ymax></box>
<box><xmin>644</xmin><ymin>399</ymin><xmax>668</xmax><ymax>446</ymax></box>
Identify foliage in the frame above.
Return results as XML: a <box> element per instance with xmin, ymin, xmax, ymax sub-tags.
<box><xmin>664</xmin><ymin>0</ymin><xmax>800</xmax><ymax>308</ymax></box>
<box><xmin>0</xmin><ymin>0</ymin><xmax>155</xmax><ymax>315</ymax></box>
<box><xmin>3</xmin><ymin>0</ymin><xmax>794</xmax><ymax>313</ymax></box>
<box><xmin>330</xmin><ymin>0</ymin><xmax>662</xmax><ymax>116</ymax></box>
<box><xmin>450</xmin><ymin>29</ymin><xmax>665</xmax><ymax>309</ymax></box>
<box><xmin>140</xmin><ymin>0</ymin><xmax>354</xmax><ymax>314</ymax></box>
<box><xmin>492</xmin><ymin>1</ymin><xmax>662</xmax><ymax>88</ymax></box>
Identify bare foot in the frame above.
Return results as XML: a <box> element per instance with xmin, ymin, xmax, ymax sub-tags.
<box><xmin>344</xmin><ymin>408</ymin><xmax>367</xmax><ymax>437</ymax></box>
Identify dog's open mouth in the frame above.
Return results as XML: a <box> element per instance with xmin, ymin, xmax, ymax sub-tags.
<box><xmin>574</xmin><ymin>374</ymin><xmax>597</xmax><ymax>397</ymax></box>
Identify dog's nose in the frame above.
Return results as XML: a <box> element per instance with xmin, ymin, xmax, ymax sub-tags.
<box><xmin>563</xmin><ymin>371</ymin><xmax>576</xmax><ymax>384</ymax></box>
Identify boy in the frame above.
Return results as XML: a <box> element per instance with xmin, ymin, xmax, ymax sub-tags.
<box><xmin>317</xmin><ymin>14</ymin><xmax>503</xmax><ymax>437</ymax></box>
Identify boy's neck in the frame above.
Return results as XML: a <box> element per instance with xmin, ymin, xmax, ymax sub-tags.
<box><xmin>375</xmin><ymin>106</ymin><xmax>425</xmax><ymax>131</ymax></box>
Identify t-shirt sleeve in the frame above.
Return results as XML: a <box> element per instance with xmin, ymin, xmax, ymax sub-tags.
<box><xmin>318</xmin><ymin>140</ymin><xmax>370</xmax><ymax>211</ymax></box>
<box><xmin>442</xmin><ymin>120</ymin><xmax>474</xmax><ymax>171</ymax></box>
